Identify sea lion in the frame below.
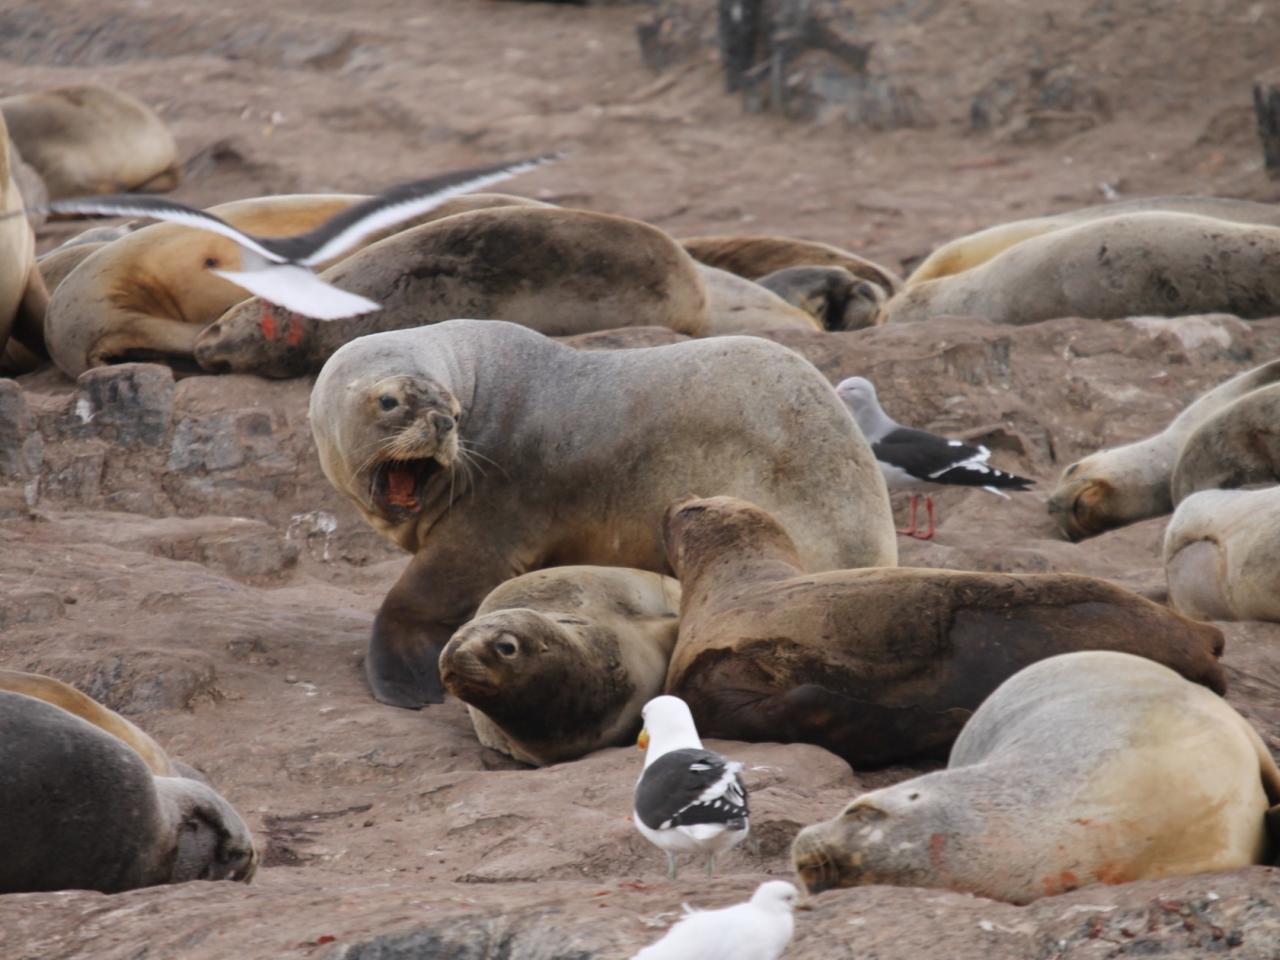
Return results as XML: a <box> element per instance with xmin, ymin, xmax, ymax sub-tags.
<box><xmin>0</xmin><ymin>690</ymin><xmax>257</xmax><ymax>894</ymax></box>
<box><xmin>1164</xmin><ymin>487</ymin><xmax>1280</xmax><ymax>623</ymax></box>
<box><xmin>883</xmin><ymin>213</ymin><xmax>1280</xmax><ymax>326</ymax></box>
<box><xmin>680</xmin><ymin>234</ymin><xmax>903</xmax><ymax>295</ymax></box>
<box><xmin>0</xmin><ymin>85</ymin><xmax>181</xmax><ymax>197</ymax></box>
<box><xmin>440</xmin><ymin>566</ymin><xmax>681</xmax><ymax>766</ymax></box>
<box><xmin>309</xmin><ymin>319</ymin><xmax>895</xmax><ymax>708</ymax></box>
<box><xmin>0</xmin><ymin>111</ymin><xmax>49</xmax><ymax>374</ymax></box>
<box><xmin>756</xmin><ymin>265</ymin><xmax>888</xmax><ymax>331</ymax></box>
<box><xmin>0</xmin><ymin>670</ymin><xmax>177</xmax><ymax>776</ymax></box>
<box><xmin>7</xmin><ymin>138</ymin><xmax>47</xmax><ymax>227</ymax></box>
<box><xmin>663</xmin><ymin>496</ymin><xmax>1226</xmax><ymax>766</ymax></box>
<box><xmin>696</xmin><ymin>264</ymin><xmax>819</xmax><ymax>335</ymax></box>
<box><xmin>1170</xmin><ymin>383</ymin><xmax>1280</xmax><ymax>504</ymax></box>
<box><xmin>907</xmin><ymin>195</ymin><xmax>1280</xmax><ymax>287</ymax></box>
<box><xmin>44</xmin><ymin>192</ymin><xmax>543</xmax><ymax>378</ymax></box>
<box><xmin>196</xmin><ymin>206</ymin><xmax>712</xmax><ymax>377</ymax></box>
<box><xmin>1048</xmin><ymin>359</ymin><xmax>1280</xmax><ymax>541</ymax></box>
<box><xmin>792</xmin><ymin>651</ymin><xmax>1280</xmax><ymax>903</ymax></box>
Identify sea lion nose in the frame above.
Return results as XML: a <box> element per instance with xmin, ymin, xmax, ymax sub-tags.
<box><xmin>432</xmin><ymin>413</ymin><xmax>455</xmax><ymax>435</ymax></box>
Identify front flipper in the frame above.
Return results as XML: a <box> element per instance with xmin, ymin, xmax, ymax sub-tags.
<box><xmin>367</xmin><ymin>603</ymin><xmax>452</xmax><ymax>709</ymax></box>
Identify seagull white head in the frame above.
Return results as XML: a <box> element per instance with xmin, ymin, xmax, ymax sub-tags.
<box><xmin>835</xmin><ymin>375</ymin><xmax>894</xmax><ymax>442</ymax></box>
<box><xmin>752</xmin><ymin>880</ymin><xmax>802</xmax><ymax>913</ymax></box>
<box><xmin>638</xmin><ymin>695</ymin><xmax>703</xmax><ymax>767</ymax></box>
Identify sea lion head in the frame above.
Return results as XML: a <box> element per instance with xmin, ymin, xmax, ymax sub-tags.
<box><xmin>152</xmin><ymin>776</ymin><xmax>258</xmax><ymax>884</ymax></box>
<box><xmin>194</xmin><ymin>299</ymin><xmax>320</xmax><ymax>378</ymax></box>
<box><xmin>792</xmin><ymin>781</ymin><xmax>951</xmax><ymax>895</ymax></box>
<box><xmin>352</xmin><ymin>374</ymin><xmax>463</xmax><ymax>526</ymax></box>
<box><xmin>1047</xmin><ymin>459</ymin><xmax>1120</xmax><ymax>542</ymax></box>
<box><xmin>440</xmin><ymin>609</ymin><xmax>573</xmax><ymax>703</ymax></box>
<box><xmin>757</xmin><ymin>265</ymin><xmax>887</xmax><ymax>331</ymax></box>
<box><xmin>663</xmin><ymin>495</ymin><xmax>802</xmax><ymax>580</ymax></box>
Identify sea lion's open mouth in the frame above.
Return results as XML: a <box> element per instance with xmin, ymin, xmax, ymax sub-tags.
<box><xmin>370</xmin><ymin>457</ymin><xmax>444</xmax><ymax>520</ymax></box>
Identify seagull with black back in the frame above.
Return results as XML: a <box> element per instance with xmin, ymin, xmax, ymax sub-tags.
<box><xmin>4</xmin><ymin>154</ymin><xmax>560</xmax><ymax>320</ymax></box>
<box><xmin>836</xmin><ymin>375</ymin><xmax>1033</xmax><ymax>540</ymax></box>
<box><xmin>633</xmin><ymin>695</ymin><xmax>749</xmax><ymax>880</ymax></box>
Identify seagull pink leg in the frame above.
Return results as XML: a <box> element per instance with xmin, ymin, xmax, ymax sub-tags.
<box><xmin>913</xmin><ymin>495</ymin><xmax>937</xmax><ymax>540</ymax></box>
<box><xmin>896</xmin><ymin>494</ymin><xmax>920</xmax><ymax>537</ymax></box>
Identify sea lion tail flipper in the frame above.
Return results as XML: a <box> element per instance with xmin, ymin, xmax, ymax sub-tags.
<box><xmin>367</xmin><ymin>605</ymin><xmax>449</xmax><ymax>709</ymax></box>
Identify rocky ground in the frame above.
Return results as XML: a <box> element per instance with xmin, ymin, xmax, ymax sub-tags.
<box><xmin>3</xmin><ymin>0</ymin><xmax>1280</xmax><ymax>957</ymax></box>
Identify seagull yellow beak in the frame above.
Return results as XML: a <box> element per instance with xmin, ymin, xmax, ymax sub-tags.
<box><xmin>637</xmin><ymin>728</ymin><xmax>649</xmax><ymax>751</ymax></box>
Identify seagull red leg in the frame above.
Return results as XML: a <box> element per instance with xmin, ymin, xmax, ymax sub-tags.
<box><xmin>896</xmin><ymin>494</ymin><xmax>920</xmax><ymax>537</ymax></box>
<box><xmin>913</xmin><ymin>495</ymin><xmax>937</xmax><ymax>540</ymax></box>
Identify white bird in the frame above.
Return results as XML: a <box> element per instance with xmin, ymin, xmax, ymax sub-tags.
<box><xmin>18</xmin><ymin>154</ymin><xmax>560</xmax><ymax>321</ymax></box>
<box><xmin>836</xmin><ymin>375</ymin><xmax>1033</xmax><ymax>540</ymax></box>
<box><xmin>630</xmin><ymin>880</ymin><xmax>802</xmax><ymax>960</ymax></box>
<box><xmin>633</xmin><ymin>695</ymin><xmax>749</xmax><ymax>880</ymax></box>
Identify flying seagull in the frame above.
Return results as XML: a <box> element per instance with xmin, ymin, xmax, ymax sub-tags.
<box><xmin>630</xmin><ymin>880</ymin><xmax>804</xmax><ymax>960</ymax></box>
<box><xmin>633</xmin><ymin>695</ymin><xmax>749</xmax><ymax>880</ymax></box>
<box><xmin>836</xmin><ymin>375</ymin><xmax>1033</xmax><ymax>540</ymax></box>
<box><xmin>14</xmin><ymin>154</ymin><xmax>560</xmax><ymax>320</ymax></box>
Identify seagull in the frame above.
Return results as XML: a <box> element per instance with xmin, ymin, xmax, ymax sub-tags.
<box><xmin>11</xmin><ymin>154</ymin><xmax>560</xmax><ymax>320</ymax></box>
<box><xmin>633</xmin><ymin>695</ymin><xmax>749</xmax><ymax>880</ymax></box>
<box><xmin>836</xmin><ymin>375</ymin><xmax>1033</xmax><ymax>540</ymax></box>
<box><xmin>630</xmin><ymin>880</ymin><xmax>803</xmax><ymax>960</ymax></box>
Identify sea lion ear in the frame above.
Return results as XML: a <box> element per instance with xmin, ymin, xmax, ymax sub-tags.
<box><xmin>1265</xmin><ymin>803</ymin><xmax>1280</xmax><ymax>864</ymax></box>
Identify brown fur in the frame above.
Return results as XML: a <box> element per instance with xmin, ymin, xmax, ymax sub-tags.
<box><xmin>196</xmin><ymin>206</ymin><xmax>712</xmax><ymax>377</ymax></box>
<box><xmin>440</xmin><ymin>566</ymin><xmax>680</xmax><ymax>766</ymax></box>
<box><xmin>681</xmin><ymin>234</ymin><xmax>903</xmax><ymax>296</ymax></box>
<box><xmin>664</xmin><ymin>496</ymin><xmax>1226</xmax><ymax>766</ymax></box>
<box><xmin>0</xmin><ymin>112</ymin><xmax>44</xmax><ymax>373</ymax></box>
<box><xmin>756</xmin><ymin>264</ymin><xmax>887</xmax><ymax>331</ymax></box>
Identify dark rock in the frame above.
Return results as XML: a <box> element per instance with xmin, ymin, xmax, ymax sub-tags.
<box><xmin>71</xmin><ymin>364</ymin><xmax>175</xmax><ymax>448</ymax></box>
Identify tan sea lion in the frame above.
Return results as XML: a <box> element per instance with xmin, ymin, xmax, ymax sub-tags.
<box><xmin>196</xmin><ymin>206</ymin><xmax>712</xmax><ymax>377</ymax></box>
<box><xmin>696</xmin><ymin>264</ymin><xmax>819</xmax><ymax>335</ymax></box>
<box><xmin>756</xmin><ymin>264</ymin><xmax>888</xmax><ymax>331</ymax></box>
<box><xmin>1164</xmin><ymin>487</ymin><xmax>1280</xmax><ymax>623</ymax></box>
<box><xmin>907</xmin><ymin>195</ymin><xmax>1280</xmax><ymax>287</ymax></box>
<box><xmin>884</xmin><ymin>213</ymin><xmax>1280</xmax><ymax>326</ymax></box>
<box><xmin>440</xmin><ymin>566</ymin><xmax>681</xmax><ymax>766</ymax></box>
<box><xmin>44</xmin><ymin>192</ymin><xmax>545</xmax><ymax>378</ymax></box>
<box><xmin>7</xmin><ymin>138</ymin><xmax>47</xmax><ymax>227</ymax></box>
<box><xmin>1048</xmin><ymin>360</ymin><xmax>1280</xmax><ymax>541</ymax></box>
<box><xmin>309</xmin><ymin>319</ymin><xmax>895</xmax><ymax>708</ymax></box>
<box><xmin>0</xmin><ymin>690</ymin><xmax>257</xmax><ymax>894</ymax></box>
<box><xmin>682</xmin><ymin>234</ymin><xmax>902</xmax><ymax>309</ymax></box>
<box><xmin>0</xmin><ymin>670</ymin><xmax>177</xmax><ymax>776</ymax></box>
<box><xmin>1170</xmin><ymin>383</ymin><xmax>1280</xmax><ymax>504</ymax></box>
<box><xmin>663</xmin><ymin>496</ymin><xmax>1225</xmax><ymax>766</ymax></box>
<box><xmin>0</xmin><ymin>85</ymin><xmax>181</xmax><ymax>197</ymax></box>
<box><xmin>0</xmin><ymin>111</ymin><xmax>49</xmax><ymax>375</ymax></box>
<box><xmin>793</xmin><ymin>651</ymin><xmax>1280</xmax><ymax>903</ymax></box>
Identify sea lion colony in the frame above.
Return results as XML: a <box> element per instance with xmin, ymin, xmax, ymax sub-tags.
<box><xmin>5</xmin><ymin>81</ymin><xmax>1280</xmax><ymax>927</ymax></box>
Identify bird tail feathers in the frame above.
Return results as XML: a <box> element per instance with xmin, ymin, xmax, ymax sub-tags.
<box><xmin>211</xmin><ymin>265</ymin><xmax>381</xmax><ymax>320</ymax></box>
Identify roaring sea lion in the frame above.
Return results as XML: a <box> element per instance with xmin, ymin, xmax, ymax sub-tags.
<box><xmin>1170</xmin><ymin>383</ymin><xmax>1280</xmax><ymax>504</ymax></box>
<box><xmin>0</xmin><ymin>112</ymin><xmax>49</xmax><ymax>375</ymax></box>
<box><xmin>440</xmin><ymin>566</ymin><xmax>681</xmax><ymax>766</ymax></box>
<box><xmin>196</xmin><ymin>206</ymin><xmax>712</xmax><ymax>377</ymax></box>
<box><xmin>1048</xmin><ymin>360</ymin><xmax>1280</xmax><ymax>541</ymax></box>
<box><xmin>884</xmin><ymin>213</ymin><xmax>1280</xmax><ymax>326</ymax></box>
<box><xmin>1164</xmin><ymin>487</ymin><xmax>1280</xmax><ymax>623</ymax></box>
<box><xmin>792</xmin><ymin>651</ymin><xmax>1280</xmax><ymax>903</ymax></box>
<box><xmin>756</xmin><ymin>265</ymin><xmax>888</xmax><ymax>331</ymax></box>
<box><xmin>663</xmin><ymin>496</ymin><xmax>1226</xmax><ymax>766</ymax></box>
<box><xmin>0</xmin><ymin>85</ymin><xmax>181</xmax><ymax>197</ymax></box>
<box><xmin>0</xmin><ymin>670</ymin><xmax>177</xmax><ymax>776</ymax></box>
<box><xmin>309</xmin><ymin>319</ymin><xmax>896</xmax><ymax>708</ymax></box>
<box><xmin>907</xmin><ymin>195</ymin><xmax>1280</xmax><ymax>287</ymax></box>
<box><xmin>695</xmin><ymin>264</ymin><xmax>819</xmax><ymax>335</ymax></box>
<box><xmin>0</xmin><ymin>691</ymin><xmax>257</xmax><ymax>894</ymax></box>
<box><xmin>44</xmin><ymin>192</ymin><xmax>541</xmax><ymax>378</ymax></box>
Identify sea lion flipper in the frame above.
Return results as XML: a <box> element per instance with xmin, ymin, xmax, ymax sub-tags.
<box><xmin>1265</xmin><ymin>803</ymin><xmax>1280</xmax><ymax>864</ymax></box>
<box><xmin>367</xmin><ymin>604</ymin><xmax>449</xmax><ymax>708</ymax></box>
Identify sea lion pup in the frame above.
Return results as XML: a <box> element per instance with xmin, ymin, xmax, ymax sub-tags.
<box><xmin>906</xmin><ymin>194</ymin><xmax>1280</xmax><ymax>287</ymax></box>
<box><xmin>197</xmin><ymin>206</ymin><xmax>712</xmax><ymax>377</ymax></box>
<box><xmin>1048</xmin><ymin>359</ymin><xmax>1280</xmax><ymax>541</ymax></box>
<box><xmin>0</xmin><ymin>85</ymin><xmax>180</xmax><ymax>197</ymax></box>
<box><xmin>756</xmin><ymin>265</ymin><xmax>888</xmax><ymax>331</ymax></box>
<box><xmin>309</xmin><ymin>319</ymin><xmax>895</xmax><ymax>708</ymax></box>
<box><xmin>0</xmin><ymin>112</ymin><xmax>49</xmax><ymax>374</ymax></box>
<box><xmin>0</xmin><ymin>670</ymin><xmax>177</xmax><ymax>776</ymax></box>
<box><xmin>680</xmin><ymin>234</ymin><xmax>903</xmax><ymax>292</ymax></box>
<box><xmin>695</xmin><ymin>265</ymin><xmax>820</xmax><ymax>335</ymax></box>
<box><xmin>1164</xmin><ymin>487</ymin><xmax>1280</xmax><ymax>623</ymax></box>
<box><xmin>0</xmin><ymin>691</ymin><xmax>258</xmax><ymax>894</ymax></box>
<box><xmin>1170</xmin><ymin>383</ymin><xmax>1280</xmax><ymax>503</ymax></box>
<box><xmin>440</xmin><ymin>566</ymin><xmax>681</xmax><ymax>766</ymax></box>
<box><xmin>792</xmin><ymin>651</ymin><xmax>1280</xmax><ymax>904</ymax></box>
<box><xmin>883</xmin><ymin>212</ymin><xmax>1280</xmax><ymax>326</ymax></box>
<box><xmin>662</xmin><ymin>496</ymin><xmax>1226</xmax><ymax>766</ymax></box>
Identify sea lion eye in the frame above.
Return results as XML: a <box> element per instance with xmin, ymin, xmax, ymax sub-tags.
<box><xmin>378</xmin><ymin>395</ymin><xmax>399</xmax><ymax>411</ymax></box>
<box><xmin>494</xmin><ymin>638</ymin><xmax>518</xmax><ymax>658</ymax></box>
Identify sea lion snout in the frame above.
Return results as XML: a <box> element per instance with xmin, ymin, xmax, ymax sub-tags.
<box><xmin>1047</xmin><ymin>476</ymin><xmax>1113</xmax><ymax>541</ymax></box>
